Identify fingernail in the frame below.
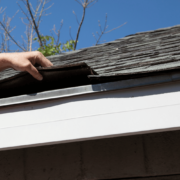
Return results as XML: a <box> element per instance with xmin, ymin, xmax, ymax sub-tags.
<box><xmin>38</xmin><ymin>75</ymin><xmax>43</xmax><ymax>81</ymax></box>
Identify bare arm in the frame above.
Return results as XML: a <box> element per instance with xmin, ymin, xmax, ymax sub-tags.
<box><xmin>0</xmin><ymin>51</ymin><xmax>53</xmax><ymax>80</ymax></box>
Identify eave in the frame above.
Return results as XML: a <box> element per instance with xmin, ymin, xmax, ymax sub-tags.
<box><xmin>1</xmin><ymin>71</ymin><xmax>180</xmax><ymax>151</ymax></box>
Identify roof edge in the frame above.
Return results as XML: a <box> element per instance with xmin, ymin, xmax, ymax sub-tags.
<box><xmin>1</xmin><ymin>70</ymin><xmax>180</xmax><ymax>107</ymax></box>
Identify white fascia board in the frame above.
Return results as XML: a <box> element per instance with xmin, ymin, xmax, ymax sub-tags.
<box><xmin>1</xmin><ymin>72</ymin><xmax>180</xmax><ymax>150</ymax></box>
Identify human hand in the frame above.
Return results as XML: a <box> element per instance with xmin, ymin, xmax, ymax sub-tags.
<box><xmin>0</xmin><ymin>51</ymin><xmax>53</xmax><ymax>80</ymax></box>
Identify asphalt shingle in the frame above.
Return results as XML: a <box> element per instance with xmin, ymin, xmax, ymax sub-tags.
<box><xmin>1</xmin><ymin>25</ymin><xmax>180</xmax><ymax>81</ymax></box>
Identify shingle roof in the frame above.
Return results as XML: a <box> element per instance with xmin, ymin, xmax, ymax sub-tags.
<box><xmin>1</xmin><ymin>24</ymin><xmax>180</xmax><ymax>81</ymax></box>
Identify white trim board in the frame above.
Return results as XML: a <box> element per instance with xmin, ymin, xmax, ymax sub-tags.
<box><xmin>1</xmin><ymin>80</ymin><xmax>180</xmax><ymax>151</ymax></box>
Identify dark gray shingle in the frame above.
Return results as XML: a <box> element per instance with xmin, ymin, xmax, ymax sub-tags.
<box><xmin>1</xmin><ymin>25</ymin><xmax>180</xmax><ymax>81</ymax></box>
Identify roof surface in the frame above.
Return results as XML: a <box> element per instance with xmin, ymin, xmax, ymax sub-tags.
<box><xmin>1</xmin><ymin>25</ymin><xmax>180</xmax><ymax>81</ymax></box>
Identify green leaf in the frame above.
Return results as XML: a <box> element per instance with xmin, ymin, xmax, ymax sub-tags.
<box><xmin>34</xmin><ymin>35</ymin><xmax>76</xmax><ymax>55</ymax></box>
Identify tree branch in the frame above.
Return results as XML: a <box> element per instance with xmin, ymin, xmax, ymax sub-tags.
<box><xmin>51</xmin><ymin>20</ymin><xmax>63</xmax><ymax>46</ymax></box>
<box><xmin>75</xmin><ymin>0</ymin><xmax>83</xmax><ymax>7</ymax></box>
<box><xmin>74</xmin><ymin>5</ymin><xmax>86</xmax><ymax>50</ymax></box>
<box><xmin>17</xmin><ymin>2</ymin><xmax>32</xmax><ymax>24</ymax></box>
<box><xmin>86</xmin><ymin>0</ymin><xmax>98</xmax><ymax>8</ymax></box>
<box><xmin>105</xmin><ymin>22</ymin><xmax>127</xmax><ymax>34</ymax></box>
<box><xmin>37</xmin><ymin>0</ymin><xmax>47</xmax><ymax>27</ymax></box>
<box><xmin>73</xmin><ymin>0</ymin><xmax>98</xmax><ymax>50</ymax></box>
<box><xmin>26</xmin><ymin>0</ymin><xmax>43</xmax><ymax>48</ymax></box>
<box><xmin>0</xmin><ymin>21</ymin><xmax>26</xmax><ymax>51</ymax></box>
<box><xmin>93</xmin><ymin>14</ymin><xmax>126</xmax><ymax>45</ymax></box>
<box><xmin>69</xmin><ymin>26</ymin><xmax>73</xmax><ymax>40</ymax></box>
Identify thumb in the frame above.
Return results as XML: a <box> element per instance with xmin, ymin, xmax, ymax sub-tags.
<box><xmin>25</xmin><ymin>63</ymin><xmax>43</xmax><ymax>81</ymax></box>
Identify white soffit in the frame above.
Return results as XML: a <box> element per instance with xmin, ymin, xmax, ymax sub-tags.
<box><xmin>0</xmin><ymin>71</ymin><xmax>180</xmax><ymax>150</ymax></box>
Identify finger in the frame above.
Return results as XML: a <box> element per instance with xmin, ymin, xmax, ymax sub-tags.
<box><xmin>34</xmin><ymin>51</ymin><xmax>53</xmax><ymax>67</ymax></box>
<box><xmin>40</xmin><ymin>56</ymin><xmax>53</xmax><ymax>67</ymax></box>
<box><xmin>25</xmin><ymin>63</ymin><xmax>43</xmax><ymax>81</ymax></box>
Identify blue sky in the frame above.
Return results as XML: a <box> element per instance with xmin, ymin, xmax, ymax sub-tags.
<box><xmin>1</xmin><ymin>0</ymin><xmax>180</xmax><ymax>51</ymax></box>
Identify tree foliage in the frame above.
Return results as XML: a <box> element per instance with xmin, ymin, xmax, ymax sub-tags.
<box><xmin>0</xmin><ymin>0</ymin><xmax>126</xmax><ymax>54</ymax></box>
<box><xmin>34</xmin><ymin>35</ymin><xmax>75</xmax><ymax>56</ymax></box>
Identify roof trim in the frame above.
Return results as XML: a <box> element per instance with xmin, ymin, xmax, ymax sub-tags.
<box><xmin>1</xmin><ymin>70</ymin><xmax>180</xmax><ymax>107</ymax></box>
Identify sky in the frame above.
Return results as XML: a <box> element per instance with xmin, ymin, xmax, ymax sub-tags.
<box><xmin>1</xmin><ymin>0</ymin><xmax>180</xmax><ymax>51</ymax></box>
